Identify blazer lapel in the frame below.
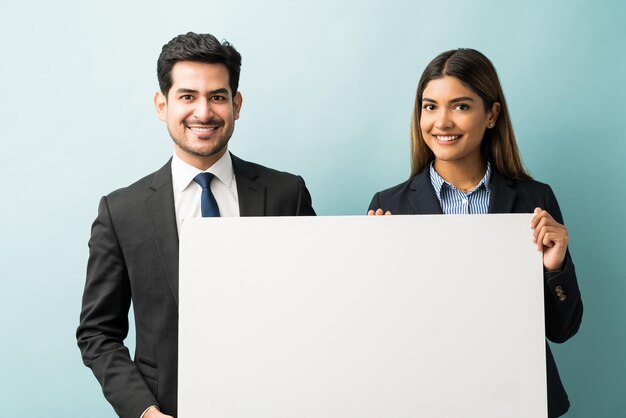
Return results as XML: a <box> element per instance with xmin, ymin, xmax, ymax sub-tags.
<box><xmin>232</xmin><ymin>153</ymin><xmax>266</xmax><ymax>216</ymax></box>
<box><xmin>488</xmin><ymin>170</ymin><xmax>516</xmax><ymax>214</ymax></box>
<box><xmin>145</xmin><ymin>159</ymin><xmax>180</xmax><ymax>305</ymax></box>
<box><xmin>408</xmin><ymin>168</ymin><xmax>443</xmax><ymax>214</ymax></box>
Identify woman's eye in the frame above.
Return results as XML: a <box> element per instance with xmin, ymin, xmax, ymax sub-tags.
<box><xmin>422</xmin><ymin>104</ymin><xmax>436</xmax><ymax>111</ymax></box>
<box><xmin>454</xmin><ymin>103</ymin><xmax>469</xmax><ymax>110</ymax></box>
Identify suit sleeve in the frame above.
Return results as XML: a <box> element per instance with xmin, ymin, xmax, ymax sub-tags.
<box><xmin>295</xmin><ymin>175</ymin><xmax>316</xmax><ymax>216</ymax></box>
<box><xmin>542</xmin><ymin>185</ymin><xmax>583</xmax><ymax>343</ymax></box>
<box><xmin>367</xmin><ymin>193</ymin><xmax>382</xmax><ymax>213</ymax></box>
<box><xmin>76</xmin><ymin>196</ymin><xmax>158</xmax><ymax>418</ymax></box>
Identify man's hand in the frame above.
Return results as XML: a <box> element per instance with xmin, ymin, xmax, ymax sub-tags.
<box><xmin>144</xmin><ymin>406</ymin><xmax>174</xmax><ymax>418</ymax></box>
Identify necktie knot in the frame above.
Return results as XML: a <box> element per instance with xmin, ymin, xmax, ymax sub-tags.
<box><xmin>193</xmin><ymin>172</ymin><xmax>215</xmax><ymax>189</ymax></box>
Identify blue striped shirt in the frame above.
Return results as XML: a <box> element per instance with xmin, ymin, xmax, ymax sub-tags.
<box><xmin>429</xmin><ymin>162</ymin><xmax>492</xmax><ymax>214</ymax></box>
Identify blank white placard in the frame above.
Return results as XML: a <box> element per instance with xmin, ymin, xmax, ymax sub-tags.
<box><xmin>179</xmin><ymin>214</ymin><xmax>546</xmax><ymax>418</ymax></box>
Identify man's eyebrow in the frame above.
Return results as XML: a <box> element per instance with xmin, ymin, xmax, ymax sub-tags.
<box><xmin>422</xmin><ymin>96</ymin><xmax>475</xmax><ymax>103</ymax></box>
<box><xmin>175</xmin><ymin>88</ymin><xmax>198</xmax><ymax>94</ymax></box>
<box><xmin>174</xmin><ymin>88</ymin><xmax>230</xmax><ymax>95</ymax></box>
<box><xmin>208</xmin><ymin>88</ymin><xmax>229</xmax><ymax>95</ymax></box>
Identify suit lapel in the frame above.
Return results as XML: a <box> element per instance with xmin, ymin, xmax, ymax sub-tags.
<box><xmin>488</xmin><ymin>170</ymin><xmax>516</xmax><ymax>213</ymax></box>
<box><xmin>145</xmin><ymin>160</ymin><xmax>180</xmax><ymax>305</ymax></box>
<box><xmin>232</xmin><ymin>153</ymin><xmax>266</xmax><ymax>216</ymax></box>
<box><xmin>408</xmin><ymin>168</ymin><xmax>443</xmax><ymax>214</ymax></box>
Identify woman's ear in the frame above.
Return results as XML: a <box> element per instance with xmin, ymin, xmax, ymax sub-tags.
<box><xmin>488</xmin><ymin>102</ymin><xmax>501</xmax><ymax>127</ymax></box>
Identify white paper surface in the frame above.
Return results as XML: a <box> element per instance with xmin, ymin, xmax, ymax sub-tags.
<box><xmin>179</xmin><ymin>214</ymin><xmax>546</xmax><ymax>418</ymax></box>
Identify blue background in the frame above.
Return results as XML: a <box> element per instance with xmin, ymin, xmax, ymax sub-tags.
<box><xmin>0</xmin><ymin>0</ymin><xmax>624</xmax><ymax>416</ymax></box>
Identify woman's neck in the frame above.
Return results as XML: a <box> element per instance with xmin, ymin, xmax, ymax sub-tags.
<box><xmin>433</xmin><ymin>158</ymin><xmax>488</xmax><ymax>192</ymax></box>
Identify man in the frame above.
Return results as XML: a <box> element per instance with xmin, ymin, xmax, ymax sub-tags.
<box><xmin>77</xmin><ymin>32</ymin><xmax>315</xmax><ymax>418</ymax></box>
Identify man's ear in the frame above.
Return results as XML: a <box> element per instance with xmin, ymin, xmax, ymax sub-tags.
<box><xmin>154</xmin><ymin>91</ymin><xmax>167</xmax><ymax>122</ymax></box>
<box><xmin>233</xmin><ymin>91</ymin><xmax>243</xmax><ymax>120</ymax></box>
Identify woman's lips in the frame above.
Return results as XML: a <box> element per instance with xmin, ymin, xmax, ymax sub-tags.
<box><xmin>433</xmin><ymin>134</ymin><xmax>462</xmax><ymax>142</ymax></box>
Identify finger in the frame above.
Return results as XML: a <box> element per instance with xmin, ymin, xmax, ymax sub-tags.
<box><xmin>531</xmin><ymin>208</ymin><xmax>560</xmax><ymax>229</ymax></box>
<box><xmin>542</xmin><ymin>227</ymin><xmax>568</xmax><ymax>248</ymax></box>
<box><xmin>532</xmin><ymin>215</ymin><xmax>548</xmax><ymax>242</ymax></box>
<box><xmin>542</xmin><ymin>233</ymin><xmax>555</xmax><ymax>248</ymax></box>
<box><xmin>530</xmin><ymin>207</ymin><xmax>541</xmax><ymax>228</ymax></box>
<box><xmin>539</xmin><ymin>225</ymin><xmax>569</xmax><ymax>249</ymax></box>
<box><xmin>367</xmin><ymin>210</ymin><xmax>375</xmax><ymax>216</ymax></box>
<box><xmin>532</xmin><ymin>212</ymin><xmax>562</xmax><ymax>242</ymax></box>
<box><xmin>535</xmin><ymin>225</ymin><xmax>547</xmax><ymax>251</ymax></box>
<box><xmin>385</xmin><ymin>211</ymin><xmax>392</xmax><ymax>215</ymax></box>
<box><xmin>530</xmin><ymin>207</ymin><xmax>547</xmax><ymax>228</ymax></box>
<box><xmin>376</xmin><ymin>208</ymin><xmax>384</xmax><ymax>216</ymax></box>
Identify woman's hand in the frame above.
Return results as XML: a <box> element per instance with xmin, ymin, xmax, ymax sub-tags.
<box><xmin>367</xmin><ymin>209</ymin><xmax>392</xmax><ymax>216</ymax></box>
<box><xmin>531</xmin><ymin>207</ymin><xmax>568</xmax><ymax>271</ymax></box>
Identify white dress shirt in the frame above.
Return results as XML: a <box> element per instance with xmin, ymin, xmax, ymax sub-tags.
<box><xmin>171</xmin><ymin>151</ymin><xmax>240</xmax><ymax>234</ymax></box>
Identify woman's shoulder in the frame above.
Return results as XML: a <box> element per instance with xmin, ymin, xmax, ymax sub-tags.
<box><xmin>372</xmin><ymin>168</ymin><xmax>430</xmax><ymax>199</ymax></box>
<box><xmin>494</xmin><ymin>172</ymin><xmax>564</xmax><ymax>217</ymax></box>
<box><xmin>493</xmin><ymin>169</ymin><xmax>554</xmax><ymax>194</ymax></box>
<box><xmin>368</xmin><ymin>169</ymin><xmax>435</xmax><ymax>213</ymax></box>
<box><xmin>509</xmin><ymin>176</ymin><xmax>552</xmax><ymax>192</ymax></box>
<box><xmin>374</xmin><ymin>177</ymin><xmax>415</xmax><ymax>197</ymax></box>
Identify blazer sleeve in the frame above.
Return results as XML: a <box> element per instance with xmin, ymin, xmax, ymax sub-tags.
<box><xmin>367</xmin><ymin>192</ymin><xmax>381</xmax><ymax>213</ymax></box>
<box><xmin>295</xmin><ymin>175</ymin><xmax>316</xmax><ymax>216</ymax></box>
<box><xmin>76</xmin><ymin>196</ymin><xmax>158</xmax><ymax>418</ymax></box>
<box><xmin>541</xmin><ymin>185</ymin><xmax>583</xmax><ymax>344</ymax></box>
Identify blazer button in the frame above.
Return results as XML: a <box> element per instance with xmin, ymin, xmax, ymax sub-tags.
<box><xmin>555</xmin><ymin>285</ymin><xmax>567</xmax><ymax>302</ymax></box>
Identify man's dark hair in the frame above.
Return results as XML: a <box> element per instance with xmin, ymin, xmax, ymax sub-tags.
<box><xmin>157</xmin><ymin>32</ymin><xmax>242</xmax><ymax>96</ymax></box>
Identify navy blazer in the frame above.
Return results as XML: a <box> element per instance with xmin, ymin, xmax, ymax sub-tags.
<box><xmin>77</xmin><ymin>154</ymin><xmax>315</xmax><ymax>418</ymax></box>
<box><xmin>369</xmin><ymin>167</ymin><xmax>583</xmax><ymax>418</ymax></box>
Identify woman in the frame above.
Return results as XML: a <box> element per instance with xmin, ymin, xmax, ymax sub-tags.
<box><xmin>368</xmin><ymin>49</ymin><xmax>582</xmax><ymax>417</ymax></box>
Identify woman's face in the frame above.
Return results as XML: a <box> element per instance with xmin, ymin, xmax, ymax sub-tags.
<box><xmin>420</xmin><ymin>76</ymin><xmax>499</xmax><ymax>169</ymax></box>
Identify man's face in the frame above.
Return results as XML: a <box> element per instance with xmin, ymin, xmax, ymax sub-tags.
<box><xmin>154</xmin><ymin>61</ymin><xmax>242</xmax><ymax>169</ymax></box>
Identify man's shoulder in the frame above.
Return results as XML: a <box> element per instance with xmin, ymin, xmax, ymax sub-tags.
<box><xmin>232</xmin><ymin>154</ymin><xmax>315</xmax><ymax>216</ymax></box>
<box><xmin>105</xmin><ymin>160</ymin><xmax>171</xmax><ymax>202</ymax></box>
<box><xmin>232</xmin><ymin>154</ymin><xmax>304</xmax><ymax>185</ymax></box>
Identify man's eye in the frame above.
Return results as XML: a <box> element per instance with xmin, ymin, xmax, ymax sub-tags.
<box><xmin>181</xmin><ymin>95</ymin><xmax>193</xmax><ymax>100</ymax></box>
<box><xmin>211</xmin><ymin>95</ymin><xmax>226</xmax><ymax>101</ymax></box>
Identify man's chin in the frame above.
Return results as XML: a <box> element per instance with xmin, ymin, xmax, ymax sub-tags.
<box><xmin>174</xmin><ymin>137</ymin><xmax>229</xmax><ymax>158</ymax></box>
<box><xmin>189</xmin><ymin>144</ymin><xmax>228</xmax><ymax>159</ymax></box>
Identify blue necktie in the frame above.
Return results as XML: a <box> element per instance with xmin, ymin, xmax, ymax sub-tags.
<box><xmin>193</xmin><ymin>173</ymin><xmax>220</xmax><ymax>217</ymax></box>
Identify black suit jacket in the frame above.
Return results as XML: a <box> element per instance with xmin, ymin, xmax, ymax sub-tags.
<box><xmin>368</xmin><ymin>167</ymin><xmax>583</xmax><ymax>418</ymax></box>
<box><xmin>77</xmin><ymin>154</ymin><xmax>315</xmax><ymax>418</ymax></box>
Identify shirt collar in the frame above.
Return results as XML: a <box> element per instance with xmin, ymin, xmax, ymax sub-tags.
<box><xmin>429</xmin><ymin>161</ymin><xmax>492</xmax><ymax>198</ymax></box>
<box><xmin>171</xmin><ymin>151</ymin><xmax>235</xmax><ymax>193</ymax></box>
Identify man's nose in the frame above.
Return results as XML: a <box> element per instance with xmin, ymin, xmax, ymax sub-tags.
<box><xmin>193</xmin><ymin>99</ymin><xmax>214</xmax><ymax>121</ymax></box>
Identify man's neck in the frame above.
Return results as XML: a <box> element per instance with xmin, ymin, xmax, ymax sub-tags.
<box><xmin>174</xmin><ymin>147</ymin><xmax>228</xmax><ymax>171</ymax></box>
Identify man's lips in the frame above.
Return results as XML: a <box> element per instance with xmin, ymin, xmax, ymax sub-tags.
<box><xmin>188</xmin><ymin>126</ymin><xmax>219</xmax><ymax>133</ymax></box>
<box><xmin>185</xmin><ymin>120</ymin><xmax>223</xmax><ymax>136</ymax></box>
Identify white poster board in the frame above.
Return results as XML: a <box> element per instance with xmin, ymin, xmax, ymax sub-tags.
<box><xmin>179</xmin><ymin>215</ymin><xmax>546</xmax><ymax>418</ymax></box>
